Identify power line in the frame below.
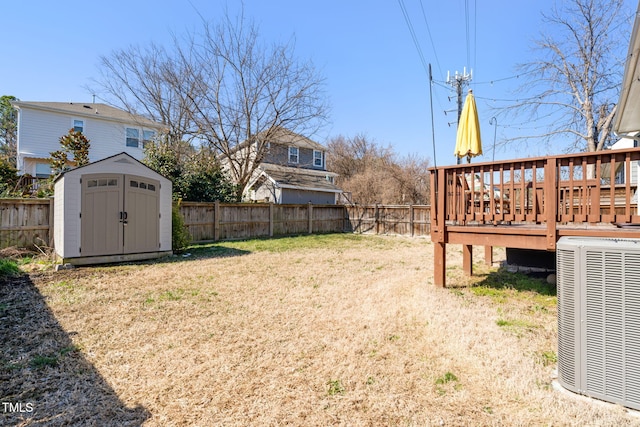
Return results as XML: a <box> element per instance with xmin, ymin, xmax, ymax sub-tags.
<box><xmin>397</xmin><ymin>0</ymin><xmax>429</xmax><ymax>77</ymax></box>
<box><xmin>465</xmin><ymin>0</ymin><xmax>471</xmax><ymax>71</ymax></box>
<box><xmin>419</xmin><ymin>0</ymin><xmax>443</xmax><ymax>79</ymax></box>
<box><xmin>472</xmin><ymin>67</ymin><xmax>544</xmax><ymax>86</ymax></box>
<box><xmin>473</xmin><ymin>0</ymin><xmax>477</xmax><ymax>87</ymax></box>
<box><xmin>474</xmin><ymin>95</ymin><xmax>535</xmax><ymax>103</ymax></box>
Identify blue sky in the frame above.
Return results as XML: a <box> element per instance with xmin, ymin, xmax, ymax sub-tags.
<box><xmin>3</xmin><ymin>1</ymin><xmax>637</xmax><ymax>166</ymax></box>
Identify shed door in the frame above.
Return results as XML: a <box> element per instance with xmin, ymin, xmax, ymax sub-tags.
<box><xmin>124</xmin><ymin>175</ymin><xmax>160</xmax><ymax>253</ymax></box>
<box><xmin>81</xmin><ymin>174</ymin><xmax>160</xmax><ymax>257</ymax></box>
<box><xmin>81</xmin><ymin>175</ymin><xmax>123</xmax><ymax>257</ymax></box>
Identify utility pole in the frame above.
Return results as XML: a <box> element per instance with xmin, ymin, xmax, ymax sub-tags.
<box><xmin>447</xmin><ymin>68</ymin><xmax>472</xmax><ymax>164</ymax></box>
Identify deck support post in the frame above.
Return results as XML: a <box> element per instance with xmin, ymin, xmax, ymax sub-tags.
<box><xmin>485</xmin><ymin>246</ymin><xmax>493</xmax><ymax>266</ymax></box>
<box><xmin>434</xmin><ymin>242</ymin><xmax>446</xmax><ymax>287</ymax></box>
<box><xmin>463</xmin><ymin>244</ymin><xmax>473</xmax><ymax>276</ymax></box>
<box><xmin>544</xmin><ymin>158</ymin><xmax>558</xmax><ymax>250</ymax></box>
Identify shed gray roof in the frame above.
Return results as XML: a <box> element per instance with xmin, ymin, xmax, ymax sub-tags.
<box><xmin>260</xmin><ymin>163</ymin><xmax>341</xmax><ymax>193</ymax></box>
<box><xmin>12</xmin><ymin>101</ymin><xmax>162</xmax><ymax>129</ymax></box>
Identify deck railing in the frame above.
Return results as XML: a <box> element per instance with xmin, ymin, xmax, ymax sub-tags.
<box><xmin>430</xmin><ymin>147</ymin><xmax>640</xmax><ymax>229</ymax></box>
<box><xmin>429</xmin><ymin>147</ymin><xmax>640</xmax><ymax>287</ymax></box>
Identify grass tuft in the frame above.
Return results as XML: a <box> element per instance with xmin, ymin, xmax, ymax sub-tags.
<box><xmin>0</xmin><ymin>259</ymin><xmax>21</xmax><ymax>279</ymax></box>
<box><xmin>476</xmin><ymin>270</ymin><xmax>556</xmax><ymax>296</ymax></box>
<box><xmin>538</xmin><ymin>350</ymin><xmax>558</xmax><ymax>366</ymax></box>
<box><xmin>30</xmin><ymin>354</ymin><xmax>59</xmax><ymax>369</ymax></box>
<box><xmin>327</xmin><ymin>379</ymin><xmax>345</xmax><ymax>396</ymax></box>
<box><xmin>435</xmin><ymin>372</ymin><xmax>458</xmax><ymax>385</ymax></box>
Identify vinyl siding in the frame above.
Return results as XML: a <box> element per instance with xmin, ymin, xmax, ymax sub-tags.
<box><xmin>17</xmin><ymin>107</ymin><xmax>152</xmax><ymax>175</ymax></box>
<box><xmin>263</xmin><ymin>143</ymin><xmax>325</xmax><ymax>170</ymax></box>
<box><xmin>53</xmin><ymin>179</ymin><xmax>67</xmax><ymax>257</ymax></box>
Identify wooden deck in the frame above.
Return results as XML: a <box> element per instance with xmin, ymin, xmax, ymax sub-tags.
<box><xmin>429</xmin><ymin>147</ymin><xmax>640</xmax><ymax>287</ymax></box>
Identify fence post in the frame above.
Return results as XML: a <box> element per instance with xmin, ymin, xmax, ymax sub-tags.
<box><xmin>308</xmin><ymin>202</ymin><xmax>313</xmax><ymax>234</ymax></box>
<box><xmin>343</xmin><ymin>205</ymin><xmax>348</xmax><ymax>232</ymax></box>
<box><xmin>374</xmin><ymin>204</ymin><xmax>379</xmax><ymax>235</ymax></box>
<box><xmin>410</xmin><ymin>204</ymin><xmax>414</xmax><ymax>237</ymax></box>
<box><xmin>214</xmin><ymin>200</ymin><xmax>220</xmax><ymax>242</ymax></box>
<box><xmin>269</xmin><ymin>203</ymin><xmax>274</xmax><ymax>237</ymax></box>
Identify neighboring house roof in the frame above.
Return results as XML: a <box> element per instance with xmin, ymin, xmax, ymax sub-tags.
<box><xmin>259</xmin><ymin>163</ymin><xmax>341</xmax><ymax>193</ymax></box>
<box><xmin>232</xmin><ymin>127</ymin><xmax>327</xmax><ymax>153</ymax></box>
<box><xmin>260</xmin><ymin>127</ymin><xmax>326</xmax><ymax>151</ymax></box>
<box><xmin>12</xmin><ymin>101</ymin><xmax>162</xmax><ymax>130</ymax></box>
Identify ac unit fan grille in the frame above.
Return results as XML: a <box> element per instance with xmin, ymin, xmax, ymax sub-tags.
<box><xmin>557</xmin><ymin>248</ymin><xmax>576</xmax><ymax>389</ymax></box>
<box><xmin>557</xmin><ymin>237</ymin><xmax>640</xmax><ymax>411</ymax></box>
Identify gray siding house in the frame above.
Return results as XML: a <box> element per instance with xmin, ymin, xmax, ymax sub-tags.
<box><xmin>244</xmin><ymin>128</ymin><xmax>341</xmax><ymax>204</ymax></box>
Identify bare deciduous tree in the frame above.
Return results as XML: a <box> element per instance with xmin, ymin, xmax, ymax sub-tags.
<box><xmin>502</xmin><ymin>0</ymin><xmax>630</xmax><ymax>153</ymax></box>
<box><xmin>185</xmin><ymin>12</ymin><xmax>328</xmax><ymax>199</ymax></box>
<box><xmin>92</xmin><ymin>9</ymin><xmax>328</xmax><ymax>201</ymax></box>
<box><xmin>94</xmin><ymin>43</ymin><xmax>198</xmax><ymax>145</ymax></box>
<box><xmin>327</xmin><ymin>134</ymin><xmax>430</xmax><ymax>204</ymax></box>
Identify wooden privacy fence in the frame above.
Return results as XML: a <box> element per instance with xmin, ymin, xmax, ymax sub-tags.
<box><xmin>179</xmin><ymin>202</ymin><xmax>347</xmax><ymax>242</ymax></box>
<box><xmin>344</xmin><ymin>205</ymin><xmax>431</xmax><ymax>237</ymax></box>
<box><xmin>0</xmin><ymin>198</ymin><xmax>53</xmax><ymax>249</ymax></box>
<box><xmin>0</xmin><ymin>199</ymin><xmax>431</xmax><ymax>249</ymax></box>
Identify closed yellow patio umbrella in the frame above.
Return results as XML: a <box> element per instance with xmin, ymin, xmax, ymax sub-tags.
<box><xmin>454</xmin><ymin>89</ymin><xmax>482</xmax><ymax>163</ymax></box>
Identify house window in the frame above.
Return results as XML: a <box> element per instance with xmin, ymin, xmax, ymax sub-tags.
<box><xmin>313</xmin><ymin>150</ymin><xmax>323</xmax><ymax>167</ymax></box>
<box><xmin>142</xmin><ymin>130</ymin><xmax>156</xmax><ymax>148</ymax></box>
<box><xmin>126</xmin><ymin>127</ymin><xmax>140</xmax><ymax>147</ymax></box>
<box><xmin>73</xmin><ymin>119</ymin><xmax>84</xmax><ymax>133</ymax></box>
<box><xmin>289</xmin><ymin>146</ymin><xmax>299</xmax><ymax>163</ymax></box>
<box><xmin>35</xmin><ymin>163</ymin><xmax>51</xmax><ymax>178</ymax></box>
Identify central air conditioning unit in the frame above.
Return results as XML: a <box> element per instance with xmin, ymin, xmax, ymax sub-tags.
<box><xmin>556</xmin><ymin>236</ymin><xmax>640</xmax><ymax>410</ymax></box>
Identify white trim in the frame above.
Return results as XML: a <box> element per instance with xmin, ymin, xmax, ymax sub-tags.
<box><xmin>72</xmin><ymin>118</ymin><xmax>84</xmax><ymax>133</ymax></box>
<box><xmin>126</xmin><ymin>127</ymin><xmax>140</xmax><ymax>148</ymax></box>
<box><xmin>313</xmin><ymin>150</ymin><xmax>324</xmax><ymax>167</ymax></box>
<box><xmin>142</xmin><ymin>129</ymin><xmax>156</xmax><ymax>148</ymax></box>
<box><xmin>288</xmin><ymin>146</ymin><xmax>299</xmax><ymax>164</ymax></box>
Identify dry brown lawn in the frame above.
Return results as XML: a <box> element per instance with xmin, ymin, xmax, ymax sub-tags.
<box><xmin>1</xmin><ymin>234</ymin><xmax>639</xmax><ymax>426</ymax></box>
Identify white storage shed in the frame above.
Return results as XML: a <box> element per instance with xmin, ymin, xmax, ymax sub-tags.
<box><xmin>53</xmin><ymin>152</ymin><xmax>172</xmax><ymax>264</ymax></box>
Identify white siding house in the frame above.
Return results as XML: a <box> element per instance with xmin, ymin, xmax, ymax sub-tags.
<box><xmin>611</xmin><ymin>136</ymin><xmax>639</xmax><ymax>185</ymax></box>
<box><xmin>12</xmin><ymin>101</ymin><xmax>163</xmax><ymax>177</ymax></box>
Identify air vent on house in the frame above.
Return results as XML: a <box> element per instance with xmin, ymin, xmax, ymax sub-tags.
<box><xmin>556</xmin><ymin>236</ymin><xmax>640</xmax><ymax>411</ymax></box>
